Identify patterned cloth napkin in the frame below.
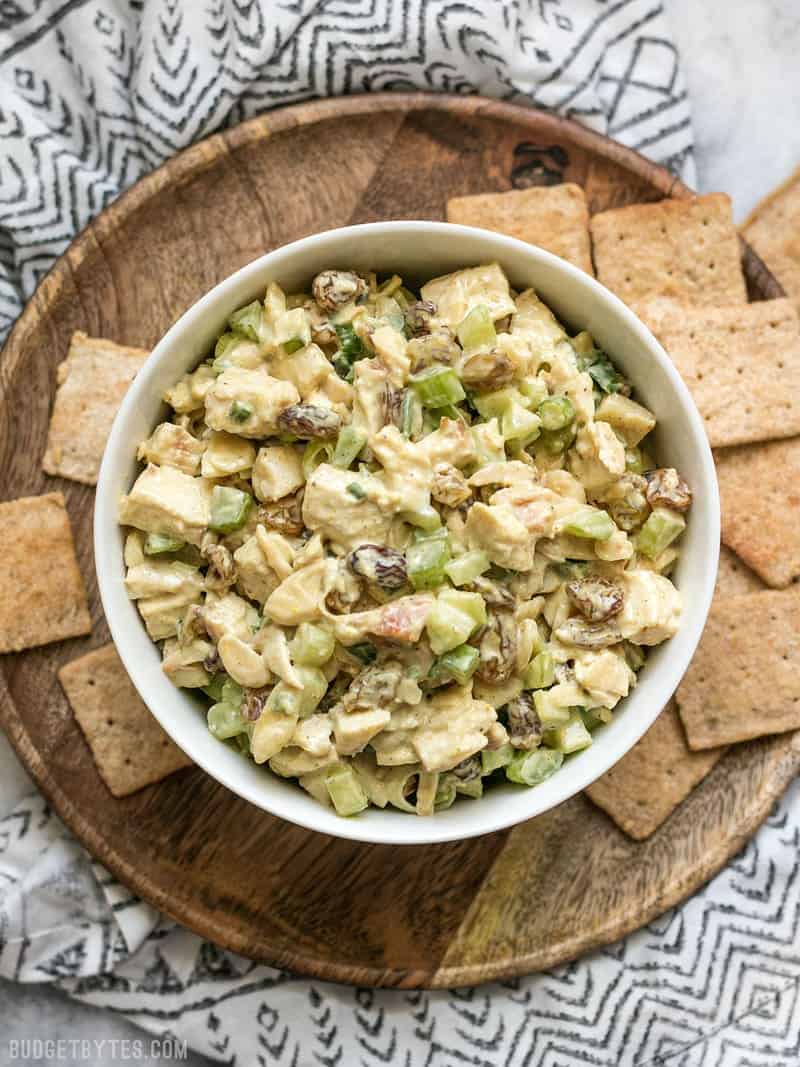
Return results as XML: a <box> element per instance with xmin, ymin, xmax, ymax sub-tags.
<box><xmin>4</xmin><ymin>3</ymin><xmax>798</xmax><ymax>1065</ymax></box>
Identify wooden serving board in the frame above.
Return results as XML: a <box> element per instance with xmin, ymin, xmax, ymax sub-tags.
<box><xmin>1</xmin><ymin>94</ymin><xmax>796</xmax><ymax>989</ymax></box>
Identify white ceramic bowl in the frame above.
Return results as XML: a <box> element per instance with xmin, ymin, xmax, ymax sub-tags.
<box><xmin>95</xmin><ymin>221</ymin><xmax>719</xmax><ymax>845</ymax></box>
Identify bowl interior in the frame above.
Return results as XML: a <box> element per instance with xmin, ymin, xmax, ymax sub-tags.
<box><xmin>95</xmin><ymin>222</ymin><xmax>719</xmax><ymax>845</ymax></box>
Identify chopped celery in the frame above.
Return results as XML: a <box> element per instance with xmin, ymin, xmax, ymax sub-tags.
<box><xmin>221</xmin><ymin>677</ymin><xmax>244</xmax><ymax>708</ymax></box>
<box><xmin>571</xmin><ymin>331</ymin><xmax>596</xmax><ymax>359</ymax></box>
<box><xmin>333</xmin><ymin>426</ymin><xmax>367</xmax><ymax>469</ymax></box>
<box><xmin>587</xmin><ymin>355</ymin><xmax>627</xmax><ymax>395</ymax></box>
<box><xmin>562</xmin><ymin>505</ymin><xmax>615</xmax><ymax>541</ymax></box>
<box><xmin>523</xmin><ymin>650</ymin><xmax>555</xmax><ymax>690</ymax></box>
<box><xmin>214</xmin><ymin>331</ymin><xmax>240</xmax><ymax>362</ymax></box>
<box><xmin>533</xmin><ymin>689</ymin><xmax>571</xmax><ymax>727</ymax></box>
<box><xmin>537</xmin><ymin>394</ymin><xmax>575</xmax><ymax>432</ymax></box>
<box><xmin>580</xmin><ymin>707</ymin><xmax>607</xmax><ymax>732</ymax></box>
<box><xmin>506</xmin><ymin>747</ymin><xmax>564</xmax><ymax>786</ymax></box>
<box><xmin>207</xmin><ymin>702</ymin><xmax>244</xmax><ymax>740</ymax></box>
<box><xmin>438</xmin><ymin>644</ymin><xmax>480</xmax><ymax>685</ymax></box>
<box><xmin>445</xmin><ymin>550</ymin><xmax>491</xmax><ymax>586</ymax></box>
<box><xmin>333</xmin><ymin>323</ymin><xmax>366</xmax><ymax>379</ymax></box>
<box><xmin>302</xmin><ymin>440</ymin><xmax>334</xmax><ymax>479</ymax></box>
<box><xmin>346</xmin><ymin>482</ymin><xmax>366</xmax><ymax>500</ymax></box>
<box><xmin>457</xmin><ymin>304</ymin><xmax>496</xmax><ymax>353</ymax></box>
<box><xmin>624</xmin><ymin>641</ymin><xmax>646</xmax><ymax>671</ymax></box>
<box><xmin>473</xmin><ymin>387</ymin><xmax>518</xmax><ymax>420</ymax></box>
<box><xmin>275</xmin><ymin>308</ymin><xmax>311</xmax><ymax>353</ymax></box>
<box><xmin>625</xmin><ymin>446</ymin><xmax>646</xmax><ymax>474</ymax></box>
<box><xmin>268</xmin><ymin>668</ymin><xmax>327</xmax><ymax>718</ymax></box>
<box><xmin>434</xmin><ymin>776</ymin><xmax>457</xmax><ymax>810</ymax></box>
<box><xmin>229</xmin><ymin>400</ymin><xmax>253</xmax><ymax>423</ymax></box>
<box><xmin>209</xmin><ymin>485</ymin><xmax>252</xmax><ymax>533</ymax></box>
<box><xmin>548</xmin><ymin>710</ymin><xmax>593</xmax><ymax>754</ymax></box>
<box><xmin>538</xmin><ymin>425</ymin><xmax>577</xmax><ymax>454</ymax></box>
<box><xmin>457</xmin><ymin>777</ymin><xmax>483</xmax><ymax>799</ymax></box>
<box><xmin>519</xmin><ymin>377</ymin><xmax>548</xmax><ymax>408</ymax></box>
<box><xmin>349</xmin><ymin>642</ymin><xmax>377</xmax><ymax>666</ymax></box>
<box><xmin>481</xmin><ymin>743</ymin><xmax>514</xmax><ymax>775</ymax></box>
<box><xmin>407</xmin><ymin>533</ymin><xmax>451</xmax><ymax>590</ymax></box>
<box><xmin>403</xmin><ymin>505</ymin><xmax>442</xmax><ymax>532</ymax></box>
<box><xmin>411</xmin><ymin>364</ymin><xmax>465</xmax><ymax>408</ymax></box>
<box><xmin>325</xmin><ymin>764</ymin><xmax>369</xmax><ymax>816</ymax></box>
<box><xmin>637</xmin><ymin>506</ymin><xmax>686</xmax><ymax>559</ymax></box>
<box><xmin>291</xmin><ymin>622</ymin><xmax>335</xmax><ymax>667</ymax></box>
<box><xmin>426</xmin><ymin>600</ymin><xmax>479</xmax><ymax>655</ymax></box>
<box><xmin>439</xmin><ymin>588</ymin><xmax>486</xmax><ymax>628</ymax></box>
<box><xmin>501</xmin><ymin>400</ymin><xmax>541</xmax><ymax>442</ymax></box>
<box><xmin>144</xmin><ymin>532</ymin><xmax>185</xmax><ymax>556</ymax></box>
<box><xmin>228</xmin><ymin>300</ymin><xmax>263</xmax><ymax>341</ymax></box>
<box><xmin>203</xmin><ymin>672</ymin><xmax>229</xmax><ymax>703</ymax></box>
<box><xmin>401</xmin><ymin>389</ymin><xmax>422</xmax><ymax>438</ymax></box>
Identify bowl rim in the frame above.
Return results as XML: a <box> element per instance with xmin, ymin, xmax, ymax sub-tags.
<box><xmin>95</xmin><ymin>220</ymin><xmax>720</xmax><ymax>845</ymax></box>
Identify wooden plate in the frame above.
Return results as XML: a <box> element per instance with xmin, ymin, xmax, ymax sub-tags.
<box><xmin>1</xmin><ymin>94</ymin><xmax>796</xmax><ymax>989</ymax></box>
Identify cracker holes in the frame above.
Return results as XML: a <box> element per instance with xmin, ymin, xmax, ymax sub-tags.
<box><xmin>124</xmin><ymin>757</ymin><xmax>132</xmax><ymax>766</ymax></box>
<box><xmin>106</xmin><ymin>718</ymin><xmax>113</xmax><ymax>727</ymax></box>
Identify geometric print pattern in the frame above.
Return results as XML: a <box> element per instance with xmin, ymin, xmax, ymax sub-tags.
<box><xmin>2</xmin><ymin>3</ymin><xmax>768</xmax><ymax>1065</ymax></box>
<box><xmin>2</xmin><ymin>784</ymin><xmax>800</xmax><ymax>1064</ymax></box>
<box><xmin>0</xmin><ymin>0</ymin><xmax>695</xmax><ymax>343</ymax></box>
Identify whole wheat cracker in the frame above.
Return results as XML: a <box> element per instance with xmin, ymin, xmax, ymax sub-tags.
<box><xmin>640</xmin><ymin>298</ymin><xmax>800</xmax><ymax>447</ymax></box>
<box><xmin>715</xmin><ymin>544</ymin><xmax>765</xmax><ymax>598</ymax></box>
<box><xmin>0</xmin><ymin>492</ymin><xmax>91</xmax><ymax>653</ymax></box>
<box><xmin>590</xmin><ymin>193</ymin><xmax>747</xmax><ymax>307</ymax></box>
<box><xmin>741</xmin><ymin>165</ymin><xmax>800</xmax><ymax>313</ymax></box>
<box><xmin>714</xmin><ymin>436</ymin><xmax>800</xmax><ymax>588</ymax></box>
<box><xmin>43</xmin><ymin>332</ymin><xmax>149</xmax><ymax>486</ymax></box>
<box><xmin>447</xmin><ymin>184</ymin><xmax>594</xmax><ymax>274</ymax></box>
<box><xmin>585</xmin><ymin>700</ymin><xmax>725</xmax><ymax>841</ymax></box>
<box><xmin>59</xmin><ymin>643</ymin><xmax>192</xmax><ymax>796</ymax></box>
<box><xmin>676</xmin><ymin>587</ymin><xmax>800</xmax><ymax>750</ymax></box>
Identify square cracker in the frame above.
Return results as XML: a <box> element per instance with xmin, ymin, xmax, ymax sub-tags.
<box><xmin>640</xmin><ymin>298</ymin><xmax>800</xmax><ymax>447</ymax></box>
<box><xmin>447</xmin><ymin>184</ymin><xmax>594</xmax><ymax>274</ymax></box>
<box><xmin>715</xmin><ymin>544</ymin><xmax>765</xmax><ymax>598</ymax></box>
<box><xmin>59</xmin><ymin>643</ymin><xmax>192</xmax><ymax>796</ymax></box>
<box><xmin>741</xmin><ymin>165</ymin><xmax>800</xmax><ymax>313</ymax></box>
<box><xmin>677</xmin><ymin>587</ymin><xmax>800</xmax><ymax>750</ymax></box>
<box><xmin>715</xmin><ymin>436</ymin><xmax>800</xmax><ymax>588</ymax></box>
<box><xmin>0</xmin><ymin>492</ymin><xmax>91</xmax><ymax>653</ymax></box>
<box><xmin>590</xmin><ymin>193</ymin><xmax>747</xmax><ymax>307</ymax></box>
<box><xmin>43</xmin><ymin>332</ymin><xmax>149</xmax><ymax>486</ymax></box>
<box><xmin>585</xmin><ymin>700</ymin><xmax>724</xmax><ymax>840</ymax></box>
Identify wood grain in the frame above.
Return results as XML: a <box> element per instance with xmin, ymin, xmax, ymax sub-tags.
<box><xmin>0</xmin><ymin>93</ymin><xmax>795</xmax><ymax>989</ymax></box>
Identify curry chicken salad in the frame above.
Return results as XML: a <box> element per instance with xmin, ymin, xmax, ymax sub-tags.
<box><xmin>118</xmin><ymin>263</ymin><xmax>692</xmax><ymax>817</ymax></box>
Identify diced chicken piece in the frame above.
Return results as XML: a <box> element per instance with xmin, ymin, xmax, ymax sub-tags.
<box><xmin>470</xmin><ymin>418</ymin><xmax>506</xmax><ymax>466</ymax></box>
<box><xmin>163</xmin><ymin>364</ymin><xmax>216</xmax><ymax>413</ymax></box>
<box><xmin>251</xmin><ymin>444</ymin><xmax>305</xmax><ymax>503</ymax></box>
<box><xmin>292</xmin><ymin>714</ymin><xmax>333</xmax><ymax>757</ymax></box>
<box><xmin>137</xmin><ymin>423</ymin><xmax>204</xmax><ymax>475</ymax></box>
<box><xmin>574</xmin><ymin>649</ymin><xmax>634</xmax><ymax>709</ymax></box>
<box><xmin>618</xmin><ymin>570</ymin><xmax>682</xmax><ymax>645</ymax></box>
<box><xmin>233</xmin><ymin>535</ymin><xmax>279</xmax><ymax>604</ymax></box>
<box><xmin>204</xmin><ymin>367</ymin><xmax>299</xmax><ymax>438</ymax></box>
<box><xmin>217</xmin><ymin>338</ymin><xmax>264</xmax><ymax>369</ymax></box>
<box><xmin>371</xmin><ymin>325</ymin><xmax>410</xmax><ymax>387</ymax></box>
<box><xmin>302</xmin><ymin>463</ymin><xmax>393</xmax><ymax>551</ymax></box>
<box><xmin>201</xmin><ymin>432</ymin><xmax>256</xmax><ymax>478</ymax></box>
<box><xmin>330</xmin><ymin>594</ymin><xmax>434</xmax><ymax>646</ymax></box>
<box><xmin>255</xmin><ymin>526</ymin><xmax>295</xmax><ymax>580</ymax></box>
<box><xmin>541</xmin><ymin>468</ymin><xmax>586</xmax><ymax>502</ymax></box>
<box><xmin>255</xmin><ymin>623</ymin><xmax>303</xmax><ymax>688</ymax></box>
<box><xmin>124</xmin><ymin>530</ymin><xmax>146</xmax><ymax>568</ymax></box>
<box><xmin>265</xmin><ymin>558</ymin><xmax>336</xmax><ymax>626</ymax></box>
<box><xmin>371</xmin><ymin>426</ymin><xmax>433</xmax><ymax>514</ymax></box>
<box><xmin>332</xmin><ymin>706</ymin><xmax>392</xmax><ymax>756</ymax></box>
<box><xmin>315</xmin><ymin>371</ymin><xmax>354</xmax><ymax>414</ymax></box>
<box><xmin>533</xmin><ymin>681</ymin><xmax>587</xmax><ymax>721</ymax></box>
<box><xmin>421</xmin><ymin>263</ymin><xmax>516</xmax><ymax>329</ymax></box>
<box><xmin>595</xmin><ymin>528</ymin><xmax>634</xmax><ymax>561</ymax></box>
<box><xmin>367</xmin><ymin>730</ymin><xmax>419</xmax><ymax>767</ymax></box>
<box><xmin>270</xmin><ymin>343</ymin><xmax>332</xmax><ymax>396</ymax></box>
<box><xmin>569</xmin><ymin>421</ymin><xmax>626</xmax><ymax>491</ymax></box>
<box><xmin>510</xmin><ymin>289</ymin><xmax>567</xmax><ymax>372</ymax></box>
<box><xmin>218</xmin><ymin>634</ymin><xmax>269</xmax><ymax>688</ymax></box>
<box><xmin>251</xmin><ymin>707</ymin><xmax>299</xmax><ymax>764</ymax></box>
<box><xmin>270</xmin><ymin>746</ymin><xmax>337</xmax><ymax>777</ymax></box>
<box><xmin>138</xmin><ymin>591</ymin><xmax>202</xmax><ymax>641</ymax></box>
<box><xmin>161</xmin><ymin>637</ymin><xmax>212</xmax><ymax>688</ymax></box>
<box><xmin>351</xmin><ymin>359</ymin><xmax>390</xmax><ymax>439</ymax></box>
<box><xmin>410</xmin><ymin>686</ymin><xmax>497</xmax><ymax>773</ymax></box>
<box><xmin>465</xmin><ymin>502</ymin><xmax>534</xmax><ymax>571</ymax></box>
<box><xmin>418</xmin><ymin>417</ymin><xmax>477</xmax><ymax>468</ymax></box>
<box><xmin>203</xmin><ymin>590</ymin><xmax>259</xmax><ymax>643</ymax></box>
<box><xmin>489</xmin><ymin>484</ymin><xmax>560</xmax><ymax>539</ymax></box>
<box><xmin>545</xmin><ymin>342</ymin><xmax>595</xmax><ymax>422</ymax></box>
<box><xmin>125</xmin><ymin>560</ymin><xmax>204</xmax><ymax>600</ymax></box>
<box><xmin>469</xmin><ymin>460</ymin><xmax>538</xmax><ymax>490</ymax></box>
<box><xmin>596</xmin><ymin>393</ymin><xmax>656</xmax><ymax>446</ymax></box>
<box><xmin>472</xmin><ymin>675</ymin><xmax>523</xmax><ymax>709</ymax></box>
<box><xmin>118</xmin><ymin>464</ymin><xmax>213</xmax><ymax>546</ymax></box>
